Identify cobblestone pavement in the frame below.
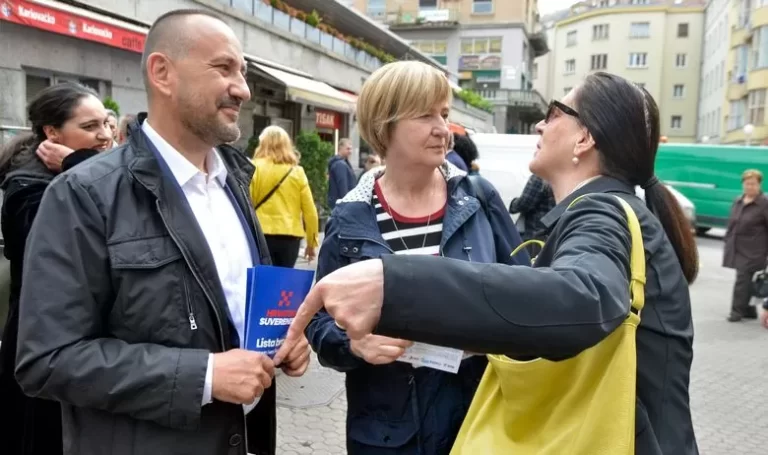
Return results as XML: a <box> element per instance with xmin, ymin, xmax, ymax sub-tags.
<box><xmin>278</xmin><ymin>235</ymin><xmax>768</xmax><ymax>454</ymax></box>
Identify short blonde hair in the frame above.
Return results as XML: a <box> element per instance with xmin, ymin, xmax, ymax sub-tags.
<box><xmin>742</xmin><ymin>169</ymin><xmax>763</xmax><ymax>183</ymax></box>
<box><xmin>357</xmin><ymin>61</ymin><xmax>452</xmax><ymax>157</ymax></box>
<box><xmin>254</xmin><ymin>125</ymin><xmax>299</xmax><ymax>165</ymax></box>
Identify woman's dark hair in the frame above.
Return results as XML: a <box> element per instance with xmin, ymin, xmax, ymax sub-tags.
<box><xmin>574</xmin><ymin>72</ymin><xmax>698</xmax><ymax>283</ymax></box>
<box><xmin>453</xmin><ymin>133</ymin><xmax>479</xmax><ymax>169</ymax></box>
<box><xmin>0</xmin><ymin>83</ymin><xmax>98</xmax><ymax>180</ymax></box>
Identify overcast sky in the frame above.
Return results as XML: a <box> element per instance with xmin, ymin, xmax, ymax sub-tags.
<box><xmin>539</xmin><ymin>0</ymin><xmax>580</xmax><ymax>14</ymax></box>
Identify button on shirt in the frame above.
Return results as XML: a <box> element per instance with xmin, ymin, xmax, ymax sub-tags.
<box><xmin>142</xmin><ymin>122</ymin><xmax>259</xmax><ymax>411</ymax></box>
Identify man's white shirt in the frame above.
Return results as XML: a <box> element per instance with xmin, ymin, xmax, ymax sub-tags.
<box><xmin>142</xmin><ymin>122</ymin><xmax>259</xmax><ymax>413</ymax></box>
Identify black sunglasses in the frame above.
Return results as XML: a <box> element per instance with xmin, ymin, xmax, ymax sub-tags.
<box><xmin>545</xmin><ymin>100</ymin><xmax>580</xmax><ymax>123</ymax></box>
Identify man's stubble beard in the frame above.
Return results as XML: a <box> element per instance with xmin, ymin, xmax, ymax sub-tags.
<box><xmin>178</xmin><ymin>90</ymin><xmax>241</xmax><ymax>146</ymax></box>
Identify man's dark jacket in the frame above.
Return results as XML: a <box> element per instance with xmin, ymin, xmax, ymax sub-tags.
<box><xmin>327</xmin><ymin>155</ymin><xmax>356</xmax><ymax>209</ymax></box>
<box><xmin>14</xmin><ymin>115</ymin><xmax>276</xmax><ymax>455</ymax></box>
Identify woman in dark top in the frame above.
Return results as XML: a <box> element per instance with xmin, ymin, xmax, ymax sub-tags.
<box><xmin>0</xmin><ymin>83</ymin><xmax>111</xmax><ymax>455</ymax></box>
<box><xmin>277</xmin><ymin>72</ymin><xmax>700</xmax><ymax>454</ymax></box>
<box><xmin>723</xmin><ymin>169</ymin><xmax>768</xmax><ymax>322</ymax></box>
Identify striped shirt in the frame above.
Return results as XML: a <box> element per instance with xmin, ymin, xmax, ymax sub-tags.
<box><xmin>373</xmin><ymin>180</ymin><xmax>445</xmax><ymax>255</ymax></box>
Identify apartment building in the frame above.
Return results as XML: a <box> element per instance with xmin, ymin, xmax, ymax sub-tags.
<box><xmin>543</xmin><ymin>0</ymin><xmax>705</xmax><ymax>143</ymax></box>
<box><xmin>697</xmin><ymin>0</ymin><xmax>729</xmax><ymax>143</ymax></box>
<box><xmin>721</xmin><ymin>0</ymin><xmax>768</xmax><ymax>145</ymax></box>
<box><xmin>346</xmin><ymin>0</ymin><xmax>549</xmax><ymax>134</ymax></box>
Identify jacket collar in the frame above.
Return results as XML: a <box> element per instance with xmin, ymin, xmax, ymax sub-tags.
<box><xmin>334</xmin><ymin>161</ymin><xmax>479</xmax><ymax>247</ymax></box>
<box><xmin>540</xmin><ymin>175</ymin><xmax>635</xmax><ymax>231</ymax></box>
<box><xmin>127</xmin><ymin>113</ymin><xmax>255</xmax><ymax>195</ymax></box>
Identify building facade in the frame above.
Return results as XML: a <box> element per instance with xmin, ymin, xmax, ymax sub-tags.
<box><xmin>0</xmin><ymin>0</ymin><xmax>494</xmax><ymax>171</ymax></box>
<box><xmin>347</xmin><ymin>0</ymin><xmax>549</xmax><ymax>134</ymax></box>
<box><xmin>542</xmin><ymin>0</ymin><xmax>705</xmax><ymax>143</ymax></box>
<box><xmin>697</xmin><ymin>0</ymin><xmax>729</xmax><ymax>143</ymax></box>
<box><xmin>721</xmin><ymin>0</ymin><xmax>768</xmax><ymax>145</ymax></box>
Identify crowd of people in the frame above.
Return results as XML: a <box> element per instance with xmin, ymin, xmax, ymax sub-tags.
<box><xmin>0</xmin><ymin>6</ymin><xmax>766</xmax><ymax>455</ymax></box>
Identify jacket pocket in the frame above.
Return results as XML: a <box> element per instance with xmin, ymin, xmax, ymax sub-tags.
<box><xmin>107</xmin><ymin>236</ymin><xmax>192</xmax><ymax>345</ymax></box>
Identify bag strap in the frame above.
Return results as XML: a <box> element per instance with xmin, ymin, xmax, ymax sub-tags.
<box><xmin>254</xmin><ymin>167</ymin><xmax>294</xmax><ymax>210</ymax></box>
<box><xmin>567</xmin><ymin>194</ymin><xmax>646</xmax><ymax>315</ymax></box>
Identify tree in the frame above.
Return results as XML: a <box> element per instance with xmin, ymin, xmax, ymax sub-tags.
<box><xmin>295</xmin><ymin>130</ymin><xmax>334</xmax><ymax>214</ymax></box>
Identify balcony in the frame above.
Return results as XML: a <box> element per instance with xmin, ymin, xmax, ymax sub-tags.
<box><xmin>529</xmin><ymin>30</ymin><xmax>549</xmax><ymax>57</ymax></box>
<box><xmin>386</xmin><ymin>9</ymin><xmax>461</xmax><ymax>30</ymax></box>
<box><xmin>477</xmin><ymin>89</ymin><xmax>548</xmax><ymax>115</ymax></box>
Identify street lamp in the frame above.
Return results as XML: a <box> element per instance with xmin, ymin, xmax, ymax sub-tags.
<box><xmin>743</xmin><ymin>123</ymin><xmax>754</xmax><ymax>146</ymax></box>
<box><xmin>701</xmin><ymin>135</ymin><xmax>710</xmax><ymax>143</ymax></box>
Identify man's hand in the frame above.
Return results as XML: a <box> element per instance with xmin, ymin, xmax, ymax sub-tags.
<box><xmin>276</xmin><ymin>334</ymin><xmax>311</xmax><ymax>377</ymax></box>
<box><xmin>350</xmin><ymin>334</ymin><xmax>412</xmax><ymax>365</ymax></box>
<box><xmin>273</xmin><ymin>259</ymin><xmax>385</xmax><ymax>366</ymax></box>
<box><xmin>760</xmin><ymin>308</ymin><xmax>768</xmax><ymax>329</ymax></box>
<box><xmin>211</xmin><ymin>349</ymin><xmax>275</xmax><ymax>405</ymax></box>
<box><xmin>304</xmin><ymin>246</ymin><xmax>317</xmax><ymax>262</ymax></box>
<box><xmin>36</xmin><ymin>140</ymin><xmax>73</xmax><ymax>173</ymax></box>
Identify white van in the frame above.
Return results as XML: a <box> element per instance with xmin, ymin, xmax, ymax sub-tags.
<box><xmin>469</xmin><ymin>133</ymin><xmax>697</xmax><ymax>226</ymax></box>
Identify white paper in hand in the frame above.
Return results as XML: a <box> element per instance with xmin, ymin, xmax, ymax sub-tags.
<box><xmin>398</xmin><ymin>342</ymin><xmax>464</xmax><ymax>374</ymax></box>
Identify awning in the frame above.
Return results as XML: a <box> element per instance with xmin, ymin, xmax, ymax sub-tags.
<box><xmin>249</xmin><ymin>62</ymin><xmax>355</xmax><ymax>113</ymax></box>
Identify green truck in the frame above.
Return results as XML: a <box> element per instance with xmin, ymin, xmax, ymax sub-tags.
<box><xmin>655</xmin><ymin>143</ymin><xmax>768</xmax><ymax>234</ymax></box>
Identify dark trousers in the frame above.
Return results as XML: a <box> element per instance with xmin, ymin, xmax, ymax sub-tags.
<box><xmin>264</xmin><ymin>235</ymin><xmax>302</xmax><ymax>268</ymax></box>
<box><xmin>731</xmin><ymin>269</ymin><xmax>759</xmax><ymax>318</ymax></box>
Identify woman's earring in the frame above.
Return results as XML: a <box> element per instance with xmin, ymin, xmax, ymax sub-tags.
<box><xmin>572</xmin><ymin>156</ymin><xmax>580</xmax><ymax>165</ymax></box>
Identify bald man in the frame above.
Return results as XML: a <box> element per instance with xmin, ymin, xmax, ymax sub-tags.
<box><xmin>14</xmin><ymin>9</ymin><xmax>310</xmax><ymax>455</ymax></box>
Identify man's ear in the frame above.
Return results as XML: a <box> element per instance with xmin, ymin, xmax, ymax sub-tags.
<box><xmin>146</xmin><ymin>52</ymin><xmax>175</xmax><ymax>98</ymax></box>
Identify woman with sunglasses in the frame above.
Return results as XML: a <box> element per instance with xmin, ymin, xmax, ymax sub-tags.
<box><xmin>277</xmin><ymin>72</ymin><xmax>699</xmax><ymax>454</ymax></box>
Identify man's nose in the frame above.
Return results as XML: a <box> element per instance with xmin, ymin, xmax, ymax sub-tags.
<box><xmin>232</xmin><ymin>73</ymin><xmax>252</xmax><ymax>103</ymax></box>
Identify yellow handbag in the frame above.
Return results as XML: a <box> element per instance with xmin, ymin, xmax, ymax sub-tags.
<box><xmin>451</xmin><ymin>195</ymin><xmax>645</xmax><ymax>455</ymax></box>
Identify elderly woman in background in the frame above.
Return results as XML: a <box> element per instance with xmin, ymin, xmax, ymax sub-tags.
<box><xmin>723</xmin><ymin>169</ymin><xmax>768</xmax><ymax>324</ymax></box>
<box><xmin>105</xmin><ymin>109</ymin><xmax>118</xmax><ymax>147</ymax></box>
<box><xmin>250</xmin><ymin>125</ymin><xmax>319</xmax><ymax>266</ymax></box>
<box><xmin>305</xmin><ymin>61</ymin><xmax>528</xmax><ymax>455</ymax></box>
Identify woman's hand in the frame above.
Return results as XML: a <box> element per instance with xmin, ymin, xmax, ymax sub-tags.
<box><xmin>304</xmin><ymin>245</ymin><xmax>317</xmax><ymax>262</ymax></box>
<box><xmin>36</xmin><ymin>140</ymin><xmax>73</xmax><ymax>173</ymax></box>
<box><xmin>274</xmin><ymin>259</ymin><xmax>385</xmax><ymax>365</ymax></box>
<box><xmin>760</xmin><ymin>309</ymin><xmax>768</xmax><ymax>329</ymax></box>
<box><xmin>350</xmin><ymin>335</ymin><xmax>412</xmax><ymax>365</ymax></box>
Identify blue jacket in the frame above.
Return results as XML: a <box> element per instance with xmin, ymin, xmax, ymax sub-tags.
<box><xmin>306</xmin><ymin>162</ymin><xmax>529</xmax><ymax>454</ymax></box>
<box><xmin>327</xmin><ymin>155</ymin><xmax>356</xmax><ymax>210</ymax></box>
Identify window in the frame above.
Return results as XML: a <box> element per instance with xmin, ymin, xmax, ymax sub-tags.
<box><xmin>597</xmin><ymin>0</ymin><xmax>610</xmax><ymax>6</ymax></box>
<box><xmin>411</xmin><ymin>40</ymin><xmax>447</xmax><ymax>57</ymax></box>
<box><xmin>593</xmin><ymin>24</ymin><xmax>609</xmax><ymax>40</ymax></box>
<box><xmin>565</xmin><ymin>59</ymin><xmax>576</xmax><ymax>74</ymax></box>
<box><xmin>630</xmin><ymin>0</ymin><xmax>649</xmax><ymax>4</ymax></box>
<box><xmin>591</xmin><ymin>54</ymin><xmax>608</xmax><ymax>70</ymax></box>
<box><xmin>673</xmin><ymin>84</ymin><xmax>685</xmax><ymax>98</ymax></box>
<box><xmin>564</xmin><ymin>87</ymin><xmax>573</xmax><ymax>95</ymax></box>
<box><xmin>734</xmin><ymin>45</ymin><xmax>749</xmax><ymax>77</ymax></box>
<box><xmin>749</xmin><ymin>89</ymin><xmax>766</xmax><ymax>124</ymax></box>
<box><xmin>677</xmin><ymin>23</ymin><xmax>689</xmax><ymax>37</ymax></box>
<box><xmin>628</xmin><ymin>52</ymin><xmax>648</xmax><ymax>68</ymax></box>
<box><xmin>675</xmin><ymin>53</ymin><xmax>687</xmax><ymax>68</ymax></box>
<box><xmin>473</xmin><ymin>0</ymin><xmax>493</xmax><ymax>14</ymax></box>
<box><xmin>532</xmin><ymin>62</ymin><xmax>538</xmax><ymax>80</ymax></box>
<box><xmin>729</xmin><ymin>99</ymin><xmax>746</xmax><ymax>130</ymax></box>
<box><xmin>566</xmin><ymin>31</ymin><xmax>577</xmax><ymax>46</ymax></box>
<box><xmin>629</xmin><ymin>22</ymin><xmax>650</xmax><ymax>38</ymax></box>
<box><xmin>670</xmin><ymin>116</ymin><xmax>682</xmax><ymax>129</ymax></box>
<box><xmin>752</xmin><ymin>26</ymin><xmax>768</xmax><ymax>69</ymax></box>
<box><xmin>367</xmin><ymin>0</ymin><xmax>386</xmax><ymax>18</ymax></box>
<box><xmin>419</xmin><ymin>0</ymin><xmax>438</xmax><ymax>9</ymax></box>
<box><xmin>460</xmin><ymin>37</ymin><xmax>502</xmax><ymax>54</ymax></box>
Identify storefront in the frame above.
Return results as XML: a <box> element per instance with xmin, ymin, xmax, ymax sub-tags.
<box><xmin>0</xmin><ymin>0</ymin><xmax>148</xmax><ymax>126</ymax></box>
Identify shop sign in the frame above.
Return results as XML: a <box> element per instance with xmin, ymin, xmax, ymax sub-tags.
<box><xmin>0</xmin><ymin>0</ymin><xmax>146</xmax><ymax>53</ymax></box>
<box><xmin>459</xmin><ymin>54</ymin><xmax>502</xmax><ymax>70</ymax></box>
<box><xmin>316</xmin><ymin>110</ymin><xmax>340</xmax><ymax>129</ymax></box>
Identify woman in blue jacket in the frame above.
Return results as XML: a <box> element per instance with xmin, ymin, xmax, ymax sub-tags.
<box><xmin>305</xmin><ymin>61</ymin><xmax>528</xmax><ymax>454</ymax></box>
